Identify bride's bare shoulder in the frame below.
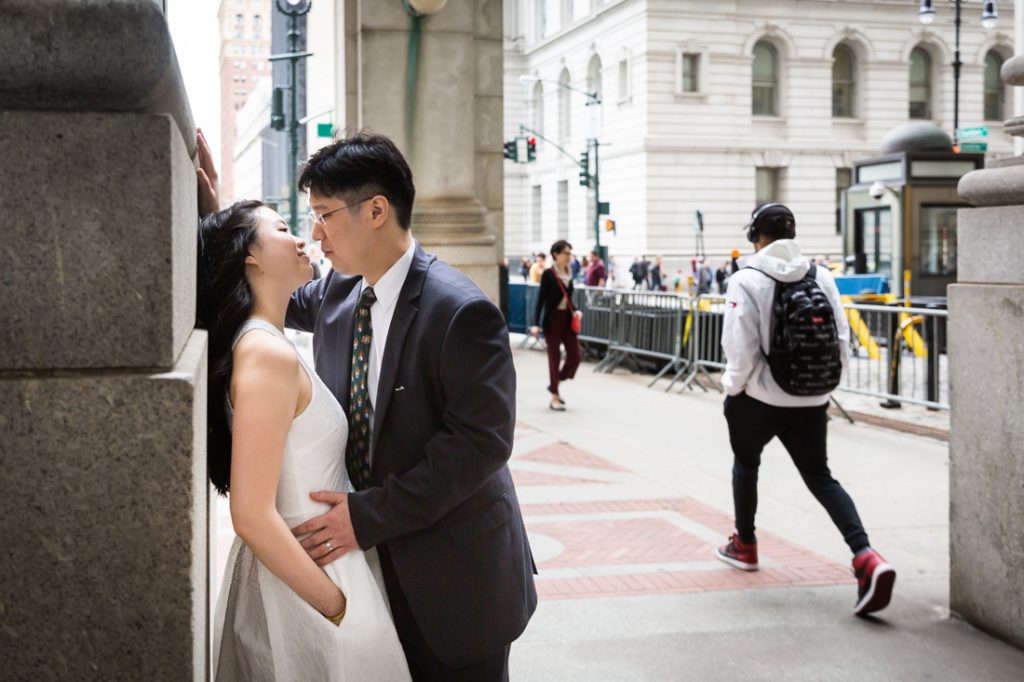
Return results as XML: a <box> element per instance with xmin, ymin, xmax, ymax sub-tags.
<box><xmin>232</xmin><ymin>330</ymin><xmax>299</xmax><ymax>388</ymax></box>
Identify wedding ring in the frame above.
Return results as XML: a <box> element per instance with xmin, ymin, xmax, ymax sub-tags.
<box><xmin>324</xmin><ymin>541</ymin><xmax>334</xmax><ymax>552</ymax></box>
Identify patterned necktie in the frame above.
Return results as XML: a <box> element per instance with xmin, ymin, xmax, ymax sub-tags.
<box><xmin>347</xmin><ymin>286</ymin><xmax>376</xmax><ymax>491</ymax></box>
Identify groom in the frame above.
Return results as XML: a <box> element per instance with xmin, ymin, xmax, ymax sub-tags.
<box><xmin>285</xmin><ymin>133</ymin><xmax>536</xmax><ymax>680</ymax></box>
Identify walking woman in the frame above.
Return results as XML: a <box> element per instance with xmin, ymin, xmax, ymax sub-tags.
<box><xmin>531</xmin><ymin>240</ymin><xmax>582</xmax><ymax>410</ymax></box>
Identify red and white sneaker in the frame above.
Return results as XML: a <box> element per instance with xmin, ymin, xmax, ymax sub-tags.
<box><xmin>852</xmin><ymin>549</ymin><xmax>896</xmax><ymax>616</ymax></box>
<box><xmin>715</xmin><ymin>533</ymin><xmax>759</xmax><ymax>571</ymax></box>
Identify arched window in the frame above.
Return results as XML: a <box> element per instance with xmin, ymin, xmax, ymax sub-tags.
<box><xmin>532</xmin><ymin>81</ymin><xmax>545</xmax><ymax>138</ymax></box>
<box><xmin>832</xmin><ymin>44</ymin><xmax>856</xmax><ymax>118</ymax></box>
<box><xmin>752</xmin><ymin>41</ymin><xmax>778</xmax><ymax>116</ymax></box>
<box><xmin>909</xmin><ymin>47</ymin><xmax>932</xmax><ymax>119</ymax></box>
<box><xmin>558</xmin><ymin>68</ymin><xmax>572</xmax><ymax>141</ymax></box>
<box><xmin>984</xmin><ymin>50</ymin><xmax>1006</xmax><ymax>121</ymax></box>
<box><xmin>587</xmin><ymin>54</ymin><xmax>603</xmax><ymax>102</ymax></box>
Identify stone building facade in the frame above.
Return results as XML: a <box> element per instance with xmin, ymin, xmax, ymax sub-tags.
<box><xmin>503</xmin><ymin>0</ymin><xmax>1015</xmax><ymax>274</ymax></box>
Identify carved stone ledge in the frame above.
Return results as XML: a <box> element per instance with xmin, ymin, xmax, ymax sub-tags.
<box><xmin>0</xmin><ymin>0</ymin><xmax>195</xmax><ymax>156</ymax></box>
<box><xmin>411</xmin><ymin>197</ymin><xmax>497</xmax><ymax>246</ymax></box>
<box><xmin>1001</xmin><ymin>55</ymin><xmax>1024</xmax><ymax>87</ymax></box>
<box><xmin>1004</xmin><ymin>115</ymin><xmax>1024</xmax><ymax>139</ymax></box>
<box><xmin>958</xmin><ymin>165</ymin><xmax>1024</xmax><ymax>207</ymax></box>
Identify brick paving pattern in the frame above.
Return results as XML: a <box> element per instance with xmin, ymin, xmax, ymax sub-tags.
<box><xmin>511</xmin><ymin>425</ymin><xmax>854</xmax><ymax>601</ymax></box>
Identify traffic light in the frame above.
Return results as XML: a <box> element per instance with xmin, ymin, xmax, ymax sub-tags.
<box><xmin>604</xmin><ymin>218</ymin><xmax>616</xmax><ymax>234</ymax></box>
<box><xmin>270</xmin><ymin>87</ymin><xmax>285</xmax><ymax>131</ymax></box>
<box><xmin>578</xmin><ymin>150</ymin><xmax>590</xmax><ymax>187</ymax></box>
<box><xmin>527</xmin><ymin>137</ymin><xmax>537</xmax><ymax>162</ymax></box>
<box><xmin>503</xmin><ymin>139</ymin><xmax>518</xmax><ymax>162</ymax></box>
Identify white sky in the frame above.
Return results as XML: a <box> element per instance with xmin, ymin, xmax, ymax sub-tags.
<box><xmin>167</xmin><ymin>0</ymin><xmax>222</xmax><ymax>156</ymax></box>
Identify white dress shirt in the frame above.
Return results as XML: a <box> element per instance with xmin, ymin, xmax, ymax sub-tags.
<box><xmin>359</xmin><ymin>240</ymin><xmax>417</xmax><ymax>413</ymax></box>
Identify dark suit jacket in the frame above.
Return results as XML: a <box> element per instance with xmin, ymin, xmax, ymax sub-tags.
<box><xmin>534</xmin><ymin>266</ymin><xmax>574</xmax><ymax>331</ymax></box>
<box><xmin>286</xmin><ymin>246</ymin><xmax>536</xmax><ymax>667</ymax></box>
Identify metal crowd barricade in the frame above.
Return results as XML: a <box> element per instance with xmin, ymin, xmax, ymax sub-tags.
<box><xmin>596</xmin><ymin>290</ymin><xmax>688</xmax><ymax>381</ymax></box>
<box><xmin>669</xmin><ymin>294</ymin><xmax>726</xmax><ymax>393</ymax></box>
<box><xmin>572</xmin><ymin>284</ymin><xmax>617</xmax><ymax>348</ymax></box>
<box><xmin>515</xmin><ymin>282</ymin><xmax>545</xmax><ymax>350</ymax></box>
<box><xmin>840</xmin><ymin>301</ymin><xmax>949</xmax><ymax>410</ymax></box>
<box><xmin>509</xmin><ymin>281</ymin><xmax>949</xmax><ymax>410</ymax></box>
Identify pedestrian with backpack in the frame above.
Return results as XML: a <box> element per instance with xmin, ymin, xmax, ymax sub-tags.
<box><xmin>716</xmin><ymin>202</ymin><xmax>896</xmax><ymax>617</ymax></box>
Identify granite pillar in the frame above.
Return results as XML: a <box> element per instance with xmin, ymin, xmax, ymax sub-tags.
<box><xmin>0</xmin><ymin>1</ymin><xmax>209</xmax><ymax>679</ymax></box>
<box><xmin>949</xmin><ymin>53</ymin><xmax>1024</xmax><ymax>650</ymax></box>
<box><xmin>340</xmin><ymin>0</ymin><xmax>504</xmax><ymax>301</ymax></box>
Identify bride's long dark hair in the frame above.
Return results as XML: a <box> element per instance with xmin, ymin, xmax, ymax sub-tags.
<box><xmin>196</xmin><ymin>200</ymin><xmax>264</xmax><ymax>495</ymax></box>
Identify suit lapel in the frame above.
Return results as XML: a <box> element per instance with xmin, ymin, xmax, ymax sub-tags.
<box><xmin>370</xmin><ymin>246</ymin><xmax>431</xmax><ymax>458</ymax></box>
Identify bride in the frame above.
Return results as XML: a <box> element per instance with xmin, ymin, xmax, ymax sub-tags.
<box><xmin>197</xmin><ymin>199</ymin><xmax>411</xmax><ymax>681</ymax></box>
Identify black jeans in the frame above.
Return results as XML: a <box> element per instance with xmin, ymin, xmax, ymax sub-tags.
<box><xmin>723</xmin><ymin>392</ymin><xmax>870</xmax><ymax>554</ymax></box>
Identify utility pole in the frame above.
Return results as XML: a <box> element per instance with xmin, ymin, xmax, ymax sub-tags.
<box><xmin>954</xmin><ymin>0</ymin><xmax>962</xmax><ymax>146</ymax></box>
<box><xmin>270</xmin><ymin>0</ymin><xmax>312</xmax><ymax>235</ymax></box>
<box><xmin>917</xmin><ymin>0</ymin><xmax>999</xmax><ymax>149</ymax></box>
<box><xmin>590</xmin><ymin>138</ymin><xmax>606</xmax><ymax>266</ymax></box>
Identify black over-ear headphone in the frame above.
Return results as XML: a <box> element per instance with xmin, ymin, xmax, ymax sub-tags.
<box><xmin>745</xmin><ymin>202</ymin><xmax>781</xmax><ymax>244</ymax></box>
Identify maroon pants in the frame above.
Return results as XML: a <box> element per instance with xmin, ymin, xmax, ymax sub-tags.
<box><xmin>544</xmin><ymin>310</ymin><xmax>581</xmax><ymax>395</ymax></box>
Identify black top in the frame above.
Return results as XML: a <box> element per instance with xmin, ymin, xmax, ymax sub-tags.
<box><xmin>534</xmin><ymin>266</ymin><xmax>574</xmax><ymax>330</ymax></box>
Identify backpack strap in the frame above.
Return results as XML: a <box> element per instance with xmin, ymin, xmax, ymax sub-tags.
<box><xmin>743</xmin><ymin>263</ymin><xmax>816</xmax><ymax>283</ymax></box>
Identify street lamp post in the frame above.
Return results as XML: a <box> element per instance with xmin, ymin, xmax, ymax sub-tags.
<box><xmin>518</xmin><ymin>74</ymin><xmax>605</xmax><ymax>261</ymax></box>
<box><xmin>270</xmin><ymin>0</ymin><xmax>312</xmax><ymax>236</ymax></box>
<box><xmin>917</xmin><ymin>0</ymin><xmax>998</xmax><ymax>147</ymax></box>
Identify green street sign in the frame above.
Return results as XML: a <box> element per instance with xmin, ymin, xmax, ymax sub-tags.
<box><xmin>317</xmin><ymin>122</ymin><xmax>334</xmax><ymax>138</ymax></box>
<box><xmin>959</xmin><ymin>141</ymin><xmax>988</xmax><ymax>153</ymax></box>
<box><xmin>956</xmin><ymin>126</ymin><xmax>988</xmax><ymax>139</ymax></box>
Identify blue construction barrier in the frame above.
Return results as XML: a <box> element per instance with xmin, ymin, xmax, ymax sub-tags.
<box><xmin>833</xmin><ymin>274</ymin><xmax>889</xmax><ymax>296</ymax></box>
<box><xmin>507</xmin><ymin>282</ymin><xmax>536</xmax><ymax>333</ymax></box>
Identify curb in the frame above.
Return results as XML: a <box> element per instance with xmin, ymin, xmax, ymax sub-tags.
<box><xmin>828</xmin><ymin>407</ymin><xmax>949</xmax><ymax>442</ymax></box>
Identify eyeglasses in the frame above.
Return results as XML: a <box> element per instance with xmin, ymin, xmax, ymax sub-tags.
<box><xmin>306</xmin><ymin>195</ymin><xmax>374</xmax><ymax>224</ymax></box>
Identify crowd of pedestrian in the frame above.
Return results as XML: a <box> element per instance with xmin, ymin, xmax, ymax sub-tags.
<box><xmin>517</xmin><ymin>247</ymin><xmax>837</xmax><ymax>296</ymax></box>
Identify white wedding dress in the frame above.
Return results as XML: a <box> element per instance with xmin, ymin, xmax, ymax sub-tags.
<box><xmin>213</xmin><ymin>319</ymin><xmax>411</xmax><ymax>682</ymax></box>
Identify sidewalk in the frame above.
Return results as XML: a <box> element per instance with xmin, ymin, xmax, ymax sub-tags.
<box><xmin>507</xmin><ymin>338</ymin><xmax>1022</xmax><ymax>681</ymax></box>
<box><xmin>212</xmin><ymin>334</ymin><xmax>1020</xmax><ymax>680</ymax></box>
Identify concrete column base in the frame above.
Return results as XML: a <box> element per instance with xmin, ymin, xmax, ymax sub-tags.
<box><xmin>0</xmin><ymin>331</ymin><xmax>210</xmax><ymax>679</ymax></box>
<box><xmin>948</xmin><ymin>283</ymin><xmax>1024</xmax><ymax>649</ymax></box>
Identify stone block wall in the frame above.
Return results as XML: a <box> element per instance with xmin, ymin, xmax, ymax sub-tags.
<box><xmin>0</xmin><ymin>1</ymin><xmax>209</xmax><ymax>679</ymax></box>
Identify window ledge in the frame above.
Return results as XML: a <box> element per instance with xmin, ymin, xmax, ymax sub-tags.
<box><xmin>752</xmin><ymin>115</ymin><xmax>786</xmax><ymax>123</ymax></box>
<box><xmin>832</xmin><ymin>117</ymin><xmax>865</xmax><ymax>125</ymax></box>
<box><xmin>674</xmin><ymin>91</ymin><xmax>708</xmax><ymax>102</ymax></box>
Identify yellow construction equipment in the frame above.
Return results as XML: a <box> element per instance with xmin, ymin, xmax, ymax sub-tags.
<box><xmin>843</xmin><ymin>293</ymin><xmax>927</xmax><ymax>359</ymax></box>
<box><xmin>842</xmin><ymin>295</ymin><xmax>880</xmax><ymax>359</ymax></box>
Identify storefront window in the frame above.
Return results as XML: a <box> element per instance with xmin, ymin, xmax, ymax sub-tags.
<box><xmin>920</xmin><ymin>205</ymin><xmax>957</xmax><ymax>276</ymax></box>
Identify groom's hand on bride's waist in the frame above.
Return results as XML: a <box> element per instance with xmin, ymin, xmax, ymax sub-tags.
<box><xmin>291</xmin><ymin>491</ymin><xmax>358</xmax><ymax>567</ymax></box>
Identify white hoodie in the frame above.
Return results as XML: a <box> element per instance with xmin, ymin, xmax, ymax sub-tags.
<box><xmin>720</xmin><ymin>239</ymin><xmax>850</xmax><ymax>407</ymax></box>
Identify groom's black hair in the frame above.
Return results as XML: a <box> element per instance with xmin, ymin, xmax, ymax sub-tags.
<box><xmin>298</xmin><ymin>131</ymin><xmax>416</xmax><ymax>230</ymax></box>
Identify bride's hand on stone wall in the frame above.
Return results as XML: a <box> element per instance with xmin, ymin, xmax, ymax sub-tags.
<box><xmin>196</xmin><ymin>127</ymin><xmax>219</xmax><ymax>216</ymax></box>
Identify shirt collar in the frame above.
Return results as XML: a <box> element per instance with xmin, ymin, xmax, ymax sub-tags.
<box><xmin>360</xmin><ymin>240</ymin><xmax>416</xmax><ymax>314</ymax></box>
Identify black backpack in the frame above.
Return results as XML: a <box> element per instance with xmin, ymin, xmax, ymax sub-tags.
<box><xmin>749</xmin><ymin>265</ymin><xmax>843</xmax><ymax>396</ymax></box>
